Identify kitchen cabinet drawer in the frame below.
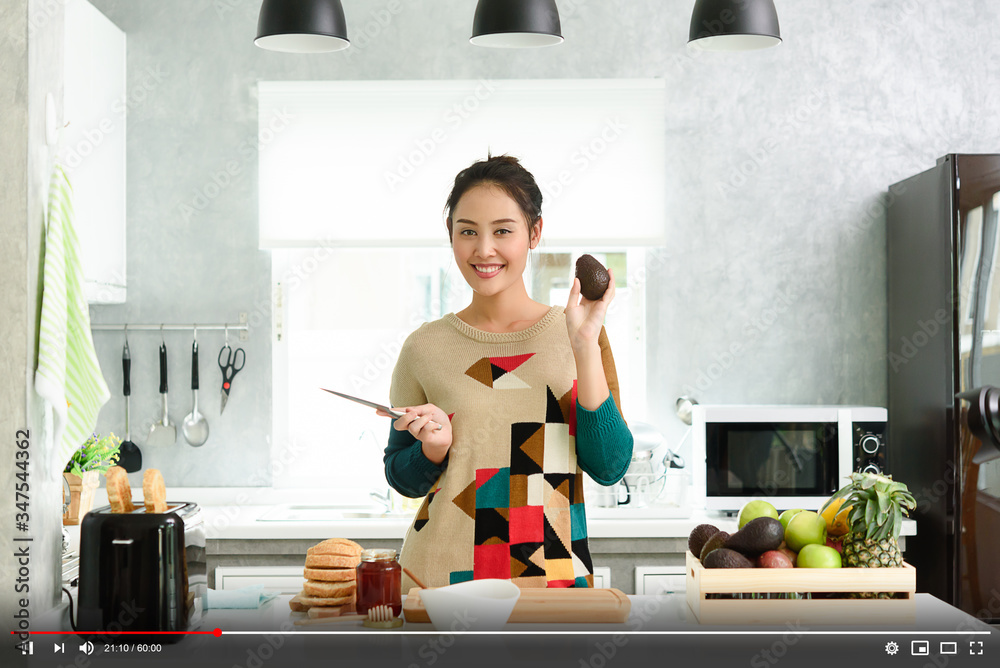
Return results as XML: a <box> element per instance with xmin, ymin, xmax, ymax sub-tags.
<box><xmin>592</xmin><ymin>566</ymin><xmax>611</xmax><ymax>588</ymax></box>
<box><xmin>635</xmin><ymin>566</ymin><xmax>686</xmax><ymax>595</ymax></box>
<box><xmin>215</xmin><ymin>566</ymin><xmax>305</xmax><ymax>594</ymax></box>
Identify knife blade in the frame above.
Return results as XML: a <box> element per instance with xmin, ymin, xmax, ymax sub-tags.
<box><xmin>320</xmin><ymin>388</ymin><xmax>406</xmax><ymax>419</ymax></box>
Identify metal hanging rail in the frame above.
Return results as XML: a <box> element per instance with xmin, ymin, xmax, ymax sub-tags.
<box><xmin>91</xmin><ymin>312</ymin><xmax>251</xmax><ymax>340</ymax></box>
<box><xmin>90</xmin><ymin>323</ymin><xmax>248</xmax><ymax>332</ymax></box>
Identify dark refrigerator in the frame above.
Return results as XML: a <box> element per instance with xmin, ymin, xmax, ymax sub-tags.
<box><xmin>887</xmin><ymin>154</ymin><xmax>1000</xmax><ymax>622</ymax></box>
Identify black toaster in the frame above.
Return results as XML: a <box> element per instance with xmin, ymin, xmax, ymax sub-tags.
<box><xmin>77</xmin><ymin>502</ymin><xmax>207</xmax><ymax>640</ymax></box>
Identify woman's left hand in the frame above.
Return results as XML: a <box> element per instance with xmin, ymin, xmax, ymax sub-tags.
<box><xmin>565</xmin><ymin>268</ymin><xmax>615</xmax><ymax>352</ymax></box>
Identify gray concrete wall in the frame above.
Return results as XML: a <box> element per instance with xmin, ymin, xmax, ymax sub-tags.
<box><xmin>0</xmin><ymin>0</ymin><xmax>68</xmax><ymax>631</ymax></box>
<box><xmin>82</xmin><ymin>0</ymin><xmax>1000</xmax><ymax>481</ymax></box>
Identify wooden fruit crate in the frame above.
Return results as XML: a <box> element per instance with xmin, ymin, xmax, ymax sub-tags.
<box><xmin>686</xmin><ymin>551</ymin><xmax>916</xmax><ymax>625</ymax></box>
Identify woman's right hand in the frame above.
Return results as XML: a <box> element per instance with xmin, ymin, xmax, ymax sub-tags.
<box><xmin>376</xmin><ymin>403</ymin><xmax>453</xmax><ymax>465</ymax></box>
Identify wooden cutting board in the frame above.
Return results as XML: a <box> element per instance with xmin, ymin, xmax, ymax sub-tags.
<box><xmin>402</xmin><ymin>587</ymin><xmax>631</xmax><ymax>624</ymax></box>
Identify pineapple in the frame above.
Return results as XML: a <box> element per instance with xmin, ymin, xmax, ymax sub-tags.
<box><xmin>821</xmin><ymin>472</ymin><xmax>916</xmax><ymax>599</ymax></box>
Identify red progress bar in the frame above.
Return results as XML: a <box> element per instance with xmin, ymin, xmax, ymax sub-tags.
<box><xmin>13</xmin><ymin>629</ymin><xmax>223</xmax><ymax>637</ymax></box>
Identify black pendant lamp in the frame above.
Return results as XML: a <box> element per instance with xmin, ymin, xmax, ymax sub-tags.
<box><xmin>471</xmin><ymin>0</ymin><xmax>563</xmax><ymax>48</ymax></box>
<box><xmin>255</xmin><ymin>0</ymin><xmax>349</xmax><ymax>53</ymax></box>
<box><xmin>688</xmin><ymin>0</ymin><xmax>781</xmax><ymax>51</ymax></box>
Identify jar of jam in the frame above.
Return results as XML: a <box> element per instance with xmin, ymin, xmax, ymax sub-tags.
<box><xmin>356</xmin><ymin>548</ymin><xmax>402</xmax><ymax>617</ymax></box>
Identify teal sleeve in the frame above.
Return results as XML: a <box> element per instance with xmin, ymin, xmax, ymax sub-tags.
<box><xmin>383</xmin><ymin>426</ymin><xmax>447</xmax><ymax>498</ymax></box>
<box><xmin>575</xmin><ymin>394</ymin><xmax>633</xmax><ymax>485</ymax></box>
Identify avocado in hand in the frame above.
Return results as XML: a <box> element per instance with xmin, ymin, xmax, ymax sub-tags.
<box><xmin>575</xmin><ymin>254</ymin><xmax>610</xmax><ymax>300</ymax></box>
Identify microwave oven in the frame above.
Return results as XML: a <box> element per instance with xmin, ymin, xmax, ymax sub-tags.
<box><xmin>690</xmin><ymin>405</ymin><xmax>887</xmax><ymax>512</ymax></box>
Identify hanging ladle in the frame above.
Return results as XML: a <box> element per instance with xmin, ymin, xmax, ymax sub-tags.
<box><xmin>182</xmin><ymin>327</ymin><xmax>210</xmax><ymax>447</ymax></box>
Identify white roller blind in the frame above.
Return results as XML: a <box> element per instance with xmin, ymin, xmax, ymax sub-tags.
<box><xmin>258</xmin><ymin>79</ymin><xmax>667</xmax><ymax>248</ymax></box>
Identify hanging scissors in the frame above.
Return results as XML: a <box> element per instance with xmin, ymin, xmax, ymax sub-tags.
<box><xmin>218</xmin><ymin>343</ymin><xmax>245</xmax><ymax>415</ymax></box>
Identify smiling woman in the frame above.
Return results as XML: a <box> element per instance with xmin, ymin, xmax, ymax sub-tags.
<box><xmin>373</xmin><ymin>154</ymin><xmax>637</xmax><ymax>589</ymax></box>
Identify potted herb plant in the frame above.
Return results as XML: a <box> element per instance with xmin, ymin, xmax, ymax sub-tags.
<box><xmin>63</xmin><ymin>432</ymin><xmax>121</xmax><ymax>525</ymax></box>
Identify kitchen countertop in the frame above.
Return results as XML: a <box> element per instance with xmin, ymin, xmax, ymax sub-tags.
<box><xmin>80</xmin><ymin>487</ymin><xmax>918</xmax><ymax>541</ymax></box>
<box><xmin>217</xmin><ymin>592</ymin><xmax>994</xmax><ymax>632</ymax></box>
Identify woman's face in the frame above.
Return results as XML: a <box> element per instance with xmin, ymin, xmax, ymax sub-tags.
<box><xmin>450</xmin><ymin>184</ymin><xmax>541</xmax><ymax>298</ymax></box>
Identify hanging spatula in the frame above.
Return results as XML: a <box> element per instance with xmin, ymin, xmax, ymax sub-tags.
<box><xmin>117</xmin><ymin>336</ymin><xmax>142</xmax><ymax>472</ymax></box>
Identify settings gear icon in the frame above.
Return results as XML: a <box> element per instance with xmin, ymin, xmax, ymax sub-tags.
<box><xmin>885</xmin><ymin>641</ymin><xmax>900</xmax><ymax>656</ymax></box>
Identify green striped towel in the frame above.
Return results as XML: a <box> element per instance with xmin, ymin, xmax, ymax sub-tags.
<box><xmin>34</xmin><ymin>164</ymin><xmax>110</xmax><ymax>471</ymax></box>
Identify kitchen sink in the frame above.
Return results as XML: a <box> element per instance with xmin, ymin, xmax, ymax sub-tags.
<box><xmin>256</xmin><ymin>504</ymin><xmax>413</xmax><ymax>522</ymax></box>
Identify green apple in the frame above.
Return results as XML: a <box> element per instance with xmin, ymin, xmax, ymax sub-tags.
<box><xmin>737</xmin><ymin>499</ymin><xmax>779</xmax><ymax>530</ymax></box>
<box><xmin>797</xmin><ymin>544</ymin><xmax>842</xmax><ymax>568</ymax></box>
<box><xmin>784</xmin><ymin>510</ymin><xmax>827</xmax><ymax>552</ymax></box>
<box><xmin>779</xmin><ymin>508</ymin><xmax>805</xmax><ymax>531</ymax></box>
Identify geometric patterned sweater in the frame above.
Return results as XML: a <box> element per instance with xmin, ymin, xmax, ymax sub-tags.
<box><xmin>383</xmin><ymin>306</ymin><xmax>633</xmax><ymax>589</ymax></box>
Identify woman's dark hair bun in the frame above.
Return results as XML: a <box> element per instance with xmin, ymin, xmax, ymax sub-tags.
<box><xmin>444</xmin><ymin>153</ymin><xmax>543</xmax><ymax>241</ymax></box>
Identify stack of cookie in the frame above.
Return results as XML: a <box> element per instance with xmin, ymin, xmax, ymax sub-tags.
<box><xmin>290</xmin><ymin>538</ymin><xmax>363</xmax><ymax>619</ymax></box>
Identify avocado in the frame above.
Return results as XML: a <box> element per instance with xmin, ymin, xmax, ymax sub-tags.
<box><xmin>725</xmin><ymin>516</ymin><xmax>784</xmax><ymax>556</ymax></box>
<box><xmin>703</xmin><ymin>548</ymin><xmax>754</xmax><ymax>569</ymax></box>
<box><xmin>699</xmin><ymin>530</ymin><xmax>730</xmax><ymax>562</ymax></box>
<box><xmin>575</xmin><ymin>254</ymin><xmax>610</xmax><ymax>300</ymax></box>
<box><xmin>688</xmin><ymin>523</ymin><xmax>720</xmax><ymax>557</ymax></box>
